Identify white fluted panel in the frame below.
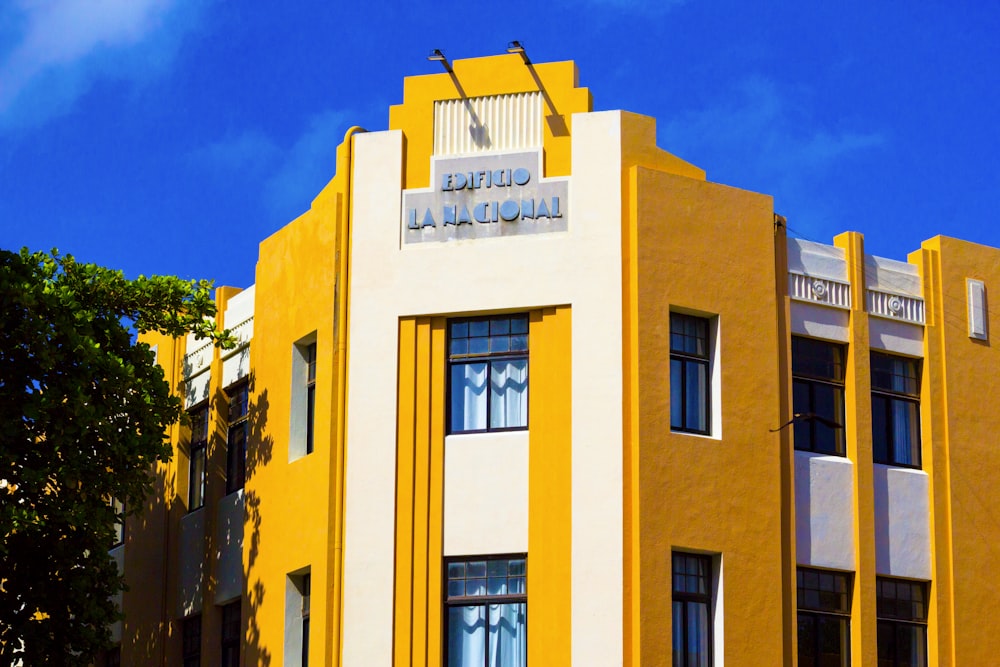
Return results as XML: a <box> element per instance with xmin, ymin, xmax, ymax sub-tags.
<box><xmin>867</xmin><ymin>289</ymin><xmax>926</xmax><ymax>325</ymax></box>
<box><xmin>434</xmin><ymin>92</ymin><xmax>543</xmax><ymax>156</ymax></box>
<box><xmin>789</xmin><ymin>272</ymin><xmax>851</xmax><ymax>309</ymax></box>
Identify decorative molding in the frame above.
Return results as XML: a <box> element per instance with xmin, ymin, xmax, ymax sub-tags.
<box><xmin>789</xmin><ymin>272</ymin><xmax>851</xmax><ymax>309</ymax></box>
<box><xmin>182</xmin><ymin>342</ymin><xmax>213</xmax><ymax>380</ymax></box>
<box><xmin>434</xmin><ymin>92</ymin><xmax>543</xmax><ymax>156</ymax></box>
<box><xmin>867</xmin><ymin>289</ymin><xmax>925</xmax><ymax>325</ymax></box>
<box><xmin>223</xmin><ymin>315</ymin><xmax>254</xmax><ymax>357</ymax></box>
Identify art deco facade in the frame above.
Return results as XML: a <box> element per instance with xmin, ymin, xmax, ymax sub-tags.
<box><xmin>105</xmin><ymin>55</ymin><xmax>1000</xmax><ymax>666</ymax></box>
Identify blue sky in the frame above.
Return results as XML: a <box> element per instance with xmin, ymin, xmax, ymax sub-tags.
<box><xmin>2</xmin><ymin>1</ymin><xmax>998</xmax><ymax>289</ymax></box>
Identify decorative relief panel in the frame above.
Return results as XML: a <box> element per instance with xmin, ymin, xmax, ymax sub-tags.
<box><xmin>182</xmin><ymin>341</ymin><xmax>213</xmax><ymax>379</ymax></box>
<box><xmin>789</xmin><ymin>273</ymin><xmax>851</xmax><ymax>309</ymax></box>
<box><xmin>867</xmin><ymin>290</ymin><xmax>925</xmax><ymax>325</ymax></box>
<box><xmin>434</xmin><ymin>92</ymin><xmax>543</xmax><ymax>156</ymax></box>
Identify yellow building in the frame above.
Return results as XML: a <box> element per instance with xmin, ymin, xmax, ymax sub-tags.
<box><xmin>105</xmin><ymin>54</ymin><xmax>1000</xmax><ymax>667</ymax></box>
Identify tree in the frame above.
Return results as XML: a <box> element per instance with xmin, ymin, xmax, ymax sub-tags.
<box><xmin>0</xmin><ymin>248</ymin><xmax>233</xmax><ymax>665</ymax></box>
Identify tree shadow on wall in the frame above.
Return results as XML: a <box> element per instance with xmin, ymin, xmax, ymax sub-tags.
<box><xmin>243</xmin><ymin>374</ymin><xmax>273</xmax><ymax>665</ymax></box>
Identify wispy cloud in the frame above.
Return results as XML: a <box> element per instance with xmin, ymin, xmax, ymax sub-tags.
<box><xmin>0</xmin><ymin>0</ymin><xmax>200</xmax><ymax>128</ymax></box>
<box><xmin>192</xmin><ymin>109</ymin><xmax>353</xmax><ymax>224</ymax></box>
<box><xmin>262</xmin><ymin>110</ymin><xmax>351</xmax><ymax>218</ymax></box>
<box><xmin>661</xmin><ymin>75</ymin><xmax>885</xmax><ymax>179</ymax></box>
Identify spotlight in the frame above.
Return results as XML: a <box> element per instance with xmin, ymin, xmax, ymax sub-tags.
<box><xmin>427</xmin><ymin>49</ymin><xmax>453</xmax><ymax>73</ymax></box>
<box><xmin>506</xmin><ymin>41</ymin><xmax>531</xmax><ymax>65</ymax></box>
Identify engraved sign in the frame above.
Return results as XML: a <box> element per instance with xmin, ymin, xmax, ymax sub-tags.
<box><xmin>401</xmin><ymin>150</ymin><xmax>569</xmax><ymax>244</ymax></box>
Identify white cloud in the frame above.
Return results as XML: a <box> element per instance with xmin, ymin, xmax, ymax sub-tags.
<box><xmin>0</xmin><ymin>0</ymin><xmax>195</xmax><ymax>127</ymax></box>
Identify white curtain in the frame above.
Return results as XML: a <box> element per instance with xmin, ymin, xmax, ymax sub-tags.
<box><xmin>453</xmin><ymin>363</ymin><xmax>488</xmax><ymax>431</ymax></box>
<box><xmin>890</xmin><ymin>358</ymin><xmax>916</xmax><ymax>465</ymax></box>
<box><xmin>490</xmin><ymin>360</ymin><xmax>528</xmax><ymax>428</ymax></box>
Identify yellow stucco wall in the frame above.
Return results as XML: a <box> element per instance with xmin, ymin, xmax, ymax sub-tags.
<box><xmin>630</xmin><ymin>164</ymin><xmax>790</xmax><ymax>665</ymax></box>
<box><xmin>913</xmin><ymin>235</ymin><xmax>1000</xmax><ymax>666</ymax></box>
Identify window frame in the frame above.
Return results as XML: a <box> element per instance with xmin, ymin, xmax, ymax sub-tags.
<box><xmin>791</xmin><ymin>337</ymin><xmax>847</xmax><ymax>456</ymax></box>
<box><xmin>221</xmin><ymin>601</ymin><xmax>240</xmax><ymax>667</ymax></box>
<box><xmin>301</xmin><ymin>573</ymin><xmax>311</xmax><ymax>667</ymax></box>
<box><xmin>670</xmin><ymin>313</ymin><xmax>712</xmax><ymax>436</ymax></box>
<box><xmin>305</xmin><ymin>342</ymin><xmax>317</xmax><ymax>455</ymax></box>
<box><xmin>182</xmin><ymin>614</ymin><xmax>201</xmax><ymax>667</ymax></box>
<box><xmin>443</xmin><ymin>554</ymin><xmax>527</xmax><ymax>667</ymax></box>
<box><xmin>671</xmin><ymin>551</ymin><xmax>713</xmax><ymax>667</ymax></box>
<box><xmin>876</xmin><ymin>577</ymin><xmax>928</xmax><ymax>667</ymax></box>
<box><xmin>447</xmin><ymin>314</ymin><xmax>529</xmax><ymax>435</ymax></box>
<box><xmin>110</xmin><ymin>496</ymin><xmax>125</xmax><ymax>548</ymax></box>
<box><xmin>796</xmin><ymin>567</ymin><xmax>852</xmax><ymax>667</ymax></box>
<box><xmin>225</xmin><ymin>379</ymin><xmax>249</xmax><ymax>495</ymax></box>
<box><xmin>187</xmin><ymin>402</ymin><xmax>209</xmax><ymax>511</ymax></box>
<box><xmin>870</xmin><ymin>352</ymin><xmax>922</xmax><ymax>468</ymax></box>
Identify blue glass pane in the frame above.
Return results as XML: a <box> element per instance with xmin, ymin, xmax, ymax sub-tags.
<box><xmin>448</xmin><ymin>606</ymin><xmax>485</xmax><ymax>667</ymax></box>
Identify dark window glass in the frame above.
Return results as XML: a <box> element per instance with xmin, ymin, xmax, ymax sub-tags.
<box><xmin>105</xmin><ymin>646</ymin><xmax>121</xmax><ymax>667</ymax></box>
<box><xmin>871</xmin><ymin>353</ymin><xmax>921</xmax><ymax>467</ymax></box>
<box><xmin>226</xmin><ymin>381</ymin><xmax>249</xmax><ymax>494</ymax></box>
<box><xmin>449</xmin><ymin>315</ymin><xmax>529</xmax><ymax>434</ymax></box>
<box><xmin>670</xmin><ymin>313</ymin><xmax>711</xmax><ymax>435</ymax></box>
<box><xmin>445</xmin><ymin>556</ymin><xmax>526</xmax><ymax>667</ymax></box>
<box><xmin>876</xmin><ymin>578</ymin><xmax>928</xmax><ymax>667</ymax></box>
<box><xmin>672</xmin><ymin>552</ymin><xmax>712</xmax><ymax>667</ymax></box>
<box><xmin>182</xmin><ymin>615</ymin><xmax>201</xmax><ymax>667</ymax></box>
<box><xmin>188</xmin><ymin>404</ymin><xmax>208</xmax><ymax>510</ymax></box>
<box><xmin>792</xmin><ymin>338</ymin><xmax>847</xmax><ymax>455</ymax></box>
<box><xmin>306</xmin><ymin>343</ymin><xmax>317</xmax><ymax>454</ymax></box>
<box><xmin>797</xmin><ymin>568</ymin><xmax>851</xmax><ymax>667</ymax></box>
<box><xmin>221</xmin><ymin>602</ymin><xmax>240</xmax><ymax>667</ymax></box>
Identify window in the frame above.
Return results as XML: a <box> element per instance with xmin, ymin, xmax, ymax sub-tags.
<box><xmin>797</xmin><ymin>568</ymin><xmax>851</xmax><ymax>667</ymax></box>
<box><xmin>306</xmin><ymin>343</ymin><xmax>317</xmax><ymax>454</ymax></box>
<box><xmin>448</xmin><ymin>315</ymin><xmax>529</xmax><ymax>434</ymax></box>
<box><xmin>105</xmin><ymin>646</ymin><xmax>121</xmax><ymax>667</ymax></box>
<box><xmin>226</xmin><ymin>381</ymin><xmax>249</xmax><ymax>494</ymax></box>
<box><xmin>290</xmin><ymin>335</ymin><xmax>317</xmax><ymax>460</ymax></box>
<box><xmin>670</xmin><ymin>313</ymin><xmax>711</xmax><ymax>435</ymax></box>
<box><xmin>871</xmin><ymin>353</ymin><xmax>921</xmax><ymax>467</ymax></box>
<box><xmin>188</xmin><ymin>404</ymin><xmax>208</xmax><ymax>510</ymax></box>
<box><xmin>182</xmin><ymin>615</ymin><xmax>201</xmax><ymax>667</ymax></box>
<box><xmin>445</xmin><ymin>556</ymin><xmax>526</xmax><ymax>667</ymax></box>
<box><xmin>301</xmin><ymin>574</ymin><xmax>311</xmax><ymax>667</ymax></box>
<box><xmin>285</xmin><ymin>570</ymin><xmax>312</xmax><ymax>667</ymax></box>
<box><xmin>221</xmin><ymin>602</ymin><xmax>240</xmax><ymax>667</ymax></box>
<box><xmin>672</xmin><ymin>552</ymin><xmax>712</xmax><ymax>667</ymax></box>
<box><xmin>792</xmin><ymin>337</ymin><xmax>847</xmax><ymax>455</ymax></box>
<box><xmin>877</xmin><ymin>578</ymin><xmax>928</xmax><ymax>667</ymax></box>
<box><xmin>110</xmin><ymin>496</ymin><xmax>124</xmax><ymax>547</ymax></box>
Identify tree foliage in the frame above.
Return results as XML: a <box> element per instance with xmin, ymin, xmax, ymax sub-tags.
<box><xmin>0</xmin><ymin>248</ymin><xmax>233</xmax><ymax>665</ymax></box>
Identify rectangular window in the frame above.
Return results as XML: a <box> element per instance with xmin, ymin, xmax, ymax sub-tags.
<box><xmin>876</xmin><ymin>578</ymin><xmax>928</xmax><ymax>667</ymax></box>
<box><xmin>444</xmin><ymin>556</ymin><xmax>526</xmax><ymax>667</ymax></box>
<box><xmin>792</xmin><ymin>337</ymin><xmax>847</xmax><ymax>455</ymax></box>
<box><xmin>797</xmin><ymin>568</ymin><xmax>851</xmax><ymax>667</ymax></box>
<box><xmin>110</xmin><ymin>496</ymin><xmax>124</xmax><ymax>547</ymax></box>
<box><xmin>188</xmin><ymin>404</ymin><xmax>208</xmax><ymax>510</ymax></box>
<box><xmin>670</xmin><ymin>313</ymin><xmax>711</xmax><ymax>435</ymax></box>
<box><xmin>226</xmin><ymin>380</ymin><xmax>249</xmax><ymax>494</ymax></box>
<box><xmin>306</xmin><ymin>343</ymin><xmax>317</xmax><ymax>454</ymax></box>
<box><xmin>448</xmin><ymin>315</ymin><xmax>529</xmax><ymax>434</ymax></box>
<box><xmin>672</xmin><ymin>552</ymin><xmax>712</xmax><ymax>667</ymax></box>
<box><xmin>221</xmin><ymin>601</ymin><xmax>240</xmax><ymax>667</ymax></box>
<box><xmin>182</xmin><ymin>615</ymin><xmax>201</xmax><ymax>667</ymax></box>
<box><xmin>105</xmin><ymin>646</ymin><xmax>121</xmax><ymax>667</ymax></box>
<box><xmin>301</xmin><ymin>573</ymin><xmax>311</xmax><ymax>667</ymax></box>
<box><xmin>871</xmin><ymin>353</ymin><xmax>921</xmax><ymax>467</ymax></box>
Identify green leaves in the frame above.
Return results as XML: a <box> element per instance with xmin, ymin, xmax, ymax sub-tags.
<box><xmin>0</xmin><ymin>248</ymin><xmax>233</xmax><ymax>664</ymax></box>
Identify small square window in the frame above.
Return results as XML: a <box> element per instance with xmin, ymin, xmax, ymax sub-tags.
<box><xmin>448</xmin><ymin>315</ymin><xmax>529</xmax><ymax>434</ymax></box>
